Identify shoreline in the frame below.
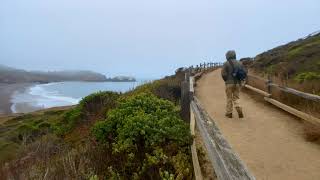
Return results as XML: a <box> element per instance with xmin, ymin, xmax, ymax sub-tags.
<box><xmin>0</xmin><ymin>83</ymin><xmax>34</xmax><ymax>115</ymax></box>
<box><xmin>0</xmin><ymin>80</ymin><xmax>143</xmax><ymax>115</ymax></box>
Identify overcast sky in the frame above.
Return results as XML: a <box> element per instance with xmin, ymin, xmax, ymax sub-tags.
<box><xmin>0</xmin><ymin>0</ymin><xmax>319</xmax><ymax>78</ymax></box>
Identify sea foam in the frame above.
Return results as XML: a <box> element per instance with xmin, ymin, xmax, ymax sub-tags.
<box><xmin>10</xmin><ymin>80</ymin><xmax>145</xmax><ymax>113</ymax></box>
<box><xmin>29</xmin><ymin>84</ymin><xmax>81</xmax><ymax>108</ymax></box>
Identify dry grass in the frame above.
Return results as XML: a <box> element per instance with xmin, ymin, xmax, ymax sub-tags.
<box><xmin>0</xmin><ymin>134</ymin><xmax>106</xmax><ymax>180</ymax></box>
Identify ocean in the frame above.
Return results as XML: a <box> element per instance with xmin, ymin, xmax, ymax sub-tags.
<box><xmin>10</xmin><ymin>80</ymin><xmax>147</xmax><ymax>113</ymax></box>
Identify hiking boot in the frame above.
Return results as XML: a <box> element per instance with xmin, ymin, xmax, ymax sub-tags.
<box><xmin>225</xmin><ymin>113</ymin><xmax>232</xmax><ymax>118</ymax></box>
<box><xmin>236</xmin><ymin>107</ymin><xmax>244</xmax><ymax>118</ymax></box>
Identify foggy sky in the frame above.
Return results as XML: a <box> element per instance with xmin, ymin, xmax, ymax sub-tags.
<box><xmin>0</xmin><ymin>0</ymin><xmax>319</xmax><ymax>78</ymax></box>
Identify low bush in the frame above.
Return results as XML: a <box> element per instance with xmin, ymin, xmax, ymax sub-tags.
<box><xmin>79</xmin><ymin>91</ymin><xmax>120</xmax><ymax>117</ymax></box>
<box><xmin>52</xmin><ymin>107</ymin><xmax>83</xmax><ymax>136</ymax></box>
<box><xmin>91</xmin><ymin>93</ymin><xmax>193</xmax><ymax>179</ymax></box>
<box><xmin>127</xmin><ymin>76</ymin><xmax>182</xmax><ymax>105</ymax></box>
<box><xmin>53</xmin><ymin>91</ymin><xmax>120</xmax><ymax>136</ymax></box>
<box><xmin>294</xmin><ymin>72</ymin><xmax>320</xmax><ymax>83</ymax></box>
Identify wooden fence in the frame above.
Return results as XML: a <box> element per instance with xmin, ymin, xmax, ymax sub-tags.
<box><xmin>245</xmin><ymin>74</ymin><xmax>320</xmax><ymax>125</ymax></box>
<box><xmin>181</xmin><ymin>62</ymin><xmax>223</xmax><ymax>122</ymax></box>
<box><xmin>181</xmin><ymin>62</ymin><xmax>256</xmax><ymax>180</ymax></box>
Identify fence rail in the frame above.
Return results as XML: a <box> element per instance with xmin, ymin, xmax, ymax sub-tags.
<box><xmin>245</xmin><ymin>74</ymin><xmax>320</xmax><ymax>125</ymax></box>
<box><xmin>246</xmin><ymin>74</ymin><xmax>320</xmax><ymax>102</ymax></box>
<box><xmin>268</xmin><ymin>83</ymin><xmax>320</xmax><ymax>102</ymax></box>
<box><xmin>191</xmin><ymin>97</ymin><xmax>256</xmax><ymax>180</ymax></box>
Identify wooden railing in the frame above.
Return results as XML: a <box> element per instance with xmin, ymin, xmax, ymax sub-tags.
<box><xmin>245</xmin><ymin>74</ymin><xmax>320</xmax><ymax>125</ymax></box>
<box><xmin>190</xmin><ymin>97</ymin><xmax>255</xmax><ymax>180</ymax></box>
<box><xmin>180</xmin><ymin>62</ymin><xmax>223</xmax><ymax>122</ymax></box>
<box><xmin>181</xmin><ymin>62</ymin><xmax>256</xmax><ymax>180</ymax></box>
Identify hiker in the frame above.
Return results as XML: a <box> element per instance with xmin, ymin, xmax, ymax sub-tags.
<box><xmin>221</xmin><ymin>50</ymin><xmax>247</xmax><ymax>118</ymax></box>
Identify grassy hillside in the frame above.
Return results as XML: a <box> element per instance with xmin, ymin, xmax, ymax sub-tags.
<box><xmin>0</xmin><ymin>68</ymin><xmax>194</xmax><ymax>179</ymax></box>
<box><xmin>244</xmin><ymin>32</ymin><xmax>320</xmax><ymax>145</ymax></box>
<box><xmin>247</xmin><ymin>31</ymin><xmax>320</xmax><ymax>94</ymax></box>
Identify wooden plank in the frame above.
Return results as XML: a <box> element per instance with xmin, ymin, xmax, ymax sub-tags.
<box><xmin>190</xmin><ymin>76</ymin><xmax>195</xmax><ymax>94</ymax></box>
<box><xmin>190</xmin><ymin>108</ymin><xmax>203</xmax><ymax>180</ymax></box>
<box><xmin>191</xmin><ymin>101</ymin><xmax>231</xmax><ymax>180</ymax></box>
<box><xmin>269</xmin><ymin>83</ymin><xmax>320</xmax><ymax>102</ymax></box>
<box><xmin>191</xmin><ymin>97</ymin><xmax>256</xmax><ymax>180</ymax></box>
<box><xmin>264</xmin><ymin>97</ymin><xmax>320</xmax><ymax>125</ymax></box>
<box><xmin>247</xmin><ymin>74</ymin><xmax>320</xmax><ymax>102</ymax></box>
<box><xmin>244</xmin><ymin>84</ymin><xmax>271</xmax><ymax>97</ymax></box>
<box><xmin>181</xmin><ymin>80</ymin><xmax>190</xmax><ymax>122</ymax></box>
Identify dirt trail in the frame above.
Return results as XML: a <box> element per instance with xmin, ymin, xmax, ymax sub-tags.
<box><xmin>196</xmin><ymin>69</ymin><xmax>320</xmax><ymax>180</ymax></box>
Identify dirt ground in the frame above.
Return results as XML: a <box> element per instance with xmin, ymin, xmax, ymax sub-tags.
<box><xmin>195</xmin><ymin>69</ymin><xmax>320</xmax><ymax>180</ymax></box>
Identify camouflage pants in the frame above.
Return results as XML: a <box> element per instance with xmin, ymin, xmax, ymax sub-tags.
<box><xmin>225</xmin><ymin>84</ymin><xmax>241</xmax><ymax>114</ymax></box>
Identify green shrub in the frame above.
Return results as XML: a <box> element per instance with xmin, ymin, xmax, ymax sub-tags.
<box><xmin>294</xmin><ymin>72</ymin><xmax>320</xmax><ymax>83</ymax></box>
<box><xmin>288</xmin><ymin>46</ymin><xmax>304</xmax><ymax>57</ymax></box>
<box><xmin>91</xmin><ymin>93</ymin><xmax>192</xmax><ymax>179</ymax></box>
<box><xmin>52</xmin><ymin>91</ymin><xmax>120</xmax><ymax>136</ymax></box>
<box><xmin>16</xmin><ymin>124</ymin><xmax>41</xmax><ymax>143</ymax></box>
<box><xmin>37</xmin><ymin>122</ymin><xmax>51</xmax><ymax>129</ymax></box>
<box><xmin>79</xmin><ymin>91</ymin><xmax>120</xmax><ymax>117</ymax></box>
<box><xmin>52</xmin><ymin>106</ymin><xmax>83</xmax><ymax>135</ymax></box>
<box><xmin>266</xmin><ymin>64</ymin><xmax>277</xmax><ymax>74</ymax></box>
<box><xmin>126</xmin><ymin>76</ymin><xmax>182</xmax><ymax>105</ymax></box>
<box><xmin>52</xmin><ymin>107</ymin><xmax>83</xmax><ymax>135</ymax></box>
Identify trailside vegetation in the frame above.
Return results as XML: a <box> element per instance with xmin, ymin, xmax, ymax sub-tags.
<box><xmin>247</xmin><ymin>32</ymin><xmax>320</xmax><ymax>95</ymax></box>
<box><xmin>0</xmin><ymin>91</ymin><xmax>120</xmax><ymax>163</ymax></box>
<box><xmin>91</xmin><ymin>93</ymin><xmax>192</xmax><ymax>179</ymax></box>
<box><xmin>0</xmin><ymin>69</ymin><xmax>193</xmax><ymax>179</ymax></box>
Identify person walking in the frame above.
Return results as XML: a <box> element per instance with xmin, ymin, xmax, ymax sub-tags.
<box><xmin>221</xmin><ymin>50</ymin><xmax>247</xmax><ymax>118</ymax></box>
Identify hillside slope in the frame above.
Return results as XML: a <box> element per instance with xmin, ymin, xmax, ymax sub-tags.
<box><xmin>246</xmin><ymin>31</ymin><xmax>320</xmax><ymax>94</ymax></box>
<box><xmin>250</xmin><ymin>31</ymin><xmax>320</xmax><ymax>77</ymax></box>
<box><xmin>243</xmin><ymin>31</ymin><xmax>320</xmax><ymax>94</ymax></box>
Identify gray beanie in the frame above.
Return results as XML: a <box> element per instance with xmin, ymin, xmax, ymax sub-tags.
<box><xmin>226</xmin><ymin>50</ymin><xmax>236</xmax><ymax>61</ymax></box>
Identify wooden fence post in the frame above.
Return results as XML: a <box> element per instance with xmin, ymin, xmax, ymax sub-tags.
<box><xmin>267</xmin><ymin>75</ymin><xmax>272</xmax><ymax>96</ymax></box>
<box><xmin>181</xmin><ymin>71</ymin><xmax>191</xmax><ymax>123</ymax></box>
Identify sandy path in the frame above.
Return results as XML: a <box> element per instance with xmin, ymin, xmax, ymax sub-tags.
<box><xmin>195</xmin><ymin>69</ymin><xmax>320</xmax><ymax>180</ymax></box>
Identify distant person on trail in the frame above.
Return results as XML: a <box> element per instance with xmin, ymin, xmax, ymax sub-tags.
<box><xmin>221</xmin><ymin>50</ymin><xmax>247</xmax><ymax>118</ymax></box>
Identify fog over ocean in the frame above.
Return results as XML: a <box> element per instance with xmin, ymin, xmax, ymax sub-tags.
<box><xmin>10</xmin><ymin>80</ymin><xmax>147</xmax><ymax>113</ymax></box>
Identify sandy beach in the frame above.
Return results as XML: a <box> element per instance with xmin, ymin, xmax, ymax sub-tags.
<box><xmin>0</xmin><ymin>83</ymin><xmax>34</xmax><ymax>115</ymax></box>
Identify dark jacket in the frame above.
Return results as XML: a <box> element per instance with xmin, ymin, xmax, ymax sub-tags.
<box><xmin>221</xmin><ymin>59</ymin><xmax>246</xmax><ymax>84</ymax></box>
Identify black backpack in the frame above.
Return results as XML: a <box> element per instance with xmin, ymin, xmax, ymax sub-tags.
<box><xmin>229</xmin><ymin>60</ymin><xmax>247</xmax><ymax>81</ymax></box>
